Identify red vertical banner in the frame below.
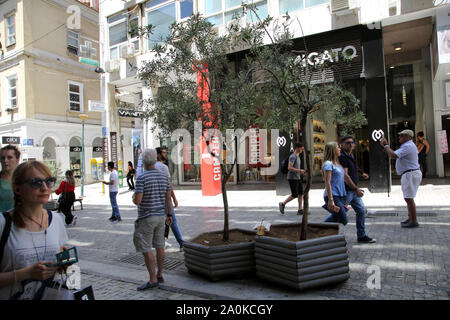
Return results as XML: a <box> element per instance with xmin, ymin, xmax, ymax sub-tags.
<box><xmin>196</xmin><ymin>64</ymin><xmax>222</xmax><ymax>196</ymax></box>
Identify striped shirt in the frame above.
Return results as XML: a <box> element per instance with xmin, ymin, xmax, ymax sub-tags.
<box><xmin>135</xmin><ymin>168</ymin><xmax>171</xmax><ymax>220</ymax></box>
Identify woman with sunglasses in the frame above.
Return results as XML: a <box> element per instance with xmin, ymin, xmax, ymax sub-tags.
<box><xmin>54</xmin><ymin>170</ymin><xmax>76</xmax><ymax>226</ymax></box>
<box><xmin>0</xmin><ymin>145</ymin><xmax>21</xmax><ymax>213</ymax></box>
<box><xmin>0</xmin><ymin>161</ymin><xmax>68</xmax><ymax>300</ymax></box>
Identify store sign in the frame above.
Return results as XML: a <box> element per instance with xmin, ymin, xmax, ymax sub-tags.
<box><xmin>23</xmin><ymin>139</ymin><xmax>34</xmax><ymax>146</ymax></box>
<box><xmin>110</xmin><ymin>132</ymin><xmax>118</xmax><ymax>167</ymax></box>
<box><xmin>70</xmin><ymin>146</ymin><xmax>82</xmax><ymax>152</ymax></box>
<box><xmin>93</xmin><ymin>146</ymin><xmax>102</xmax><ymax>153</ymax></box>
<box><xmin>371</xmin><ymin>129</ymin><xmax>385</xmax><ymax>142</ymax></box>
<box><xmin>2</xmin><ymin>136</ymin><xmax>20</xmax><ymax>145</ymax></box>
<box><xmin>118</xmin><ymin>109</ymin><xmax>144</xmax><ymax>118</ymax></box>
<box><xmin>88</xmin><ymin>100</ymin><xmax>105</xmax><ymax>112</ymax></box>
<box><xmin>102</xmin><ymin>137</ymin><xmax>109</xmax><ymax>171</ymax></box>
<box><xmin>295</xmin><ymin>45</ymin><xmax>358</xmax><ymax>67</ymax></box>
<box><xmin>437</xmin><ymin>130</ymin><xmax>448</xmax><ymax>154</ymax></box>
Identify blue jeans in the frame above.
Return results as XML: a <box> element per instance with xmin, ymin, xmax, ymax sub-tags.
<box><xmin>170</xmin><ymin>208</ymin><xmax>184</xmax><ymax>247</ymax></box>
<box><xmin>109</xmin><ymin>192</ymin><xmax>120</xmax><ymax>219</ymax></box>
<box><xmin>345</xmin><ymin>190</ymin><xmax>367</xmax><ymax>239</ymax></box>
<box><xmin>324</xmin><ymin>196</ymin><xmax>348</xmax><ymax>225</ymax></box>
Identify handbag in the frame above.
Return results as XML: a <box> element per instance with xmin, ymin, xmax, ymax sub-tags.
<box><xmin>41</xmin><ymin>268</ymin><xmax>95</xmax><ymax>300</ymax></box>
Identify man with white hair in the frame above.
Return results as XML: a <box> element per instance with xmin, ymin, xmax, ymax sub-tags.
<box><xmin>132</xmin><ymin>148</ymin><xmax>173</xmax><ymax>290</ymax></box>
<box><xmin>380</xmin><ymin>129</ymin><xmax>422</xmax><ymax>228</ymax></box>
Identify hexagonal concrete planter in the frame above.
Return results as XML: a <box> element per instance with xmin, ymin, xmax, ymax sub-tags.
<box><xmin>255</xmin><ymin>222</ymin><xmax>350</xmax><ymax>290</ymax></box>
<box><xmin>183</xmin><ymin>229</ymin><xmax>256</xmax><ymax>281</ymax></box>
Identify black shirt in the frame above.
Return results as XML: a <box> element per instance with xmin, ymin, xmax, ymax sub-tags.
<box><xmin>339</xmin><ymin>149</ymin><xmax>359</xmax><ymax>191</ymax></box>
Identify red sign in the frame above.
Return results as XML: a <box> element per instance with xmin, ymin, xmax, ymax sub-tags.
<box><xmin>196</xmin><ymin>64</ymin><xmax>221</xmax><ymax>196</ymax></box>
<box><xmin>437</xmin><ymin>130</ymin><xmax>448</xmax><ymax>154</ymax></box>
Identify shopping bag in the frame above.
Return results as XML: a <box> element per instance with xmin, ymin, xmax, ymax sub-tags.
<box><xmin>73</xmin><ymin>286</ymin><xmax>95</xmax><ymax>300</ymax></box>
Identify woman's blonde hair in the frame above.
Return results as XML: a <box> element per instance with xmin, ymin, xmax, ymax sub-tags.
<box><xmin>323</xmin><ymin>141</ymin><xmax>340</xmax><ymax>166</ymax></box>
<box><xmin>11</xmin><ymin>161</ymin><xmax>52</xmax><ymax>228</ymax></box>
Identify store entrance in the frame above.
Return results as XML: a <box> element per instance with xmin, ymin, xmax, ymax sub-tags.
<box><xmin>441</xmin><ymin>115</ymin><xmax>450</xmax><ymax>177</ymax></box>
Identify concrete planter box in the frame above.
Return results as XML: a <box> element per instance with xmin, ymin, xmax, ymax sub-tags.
<box><xmin>183</xmin><ymin>228</ymin><xmax>256</xmax><ymax>281</ymax></box>
<box><xmin>255</xmin><ymin>222</ymin><xmax>350</xmax><ymax>290</ymax></box>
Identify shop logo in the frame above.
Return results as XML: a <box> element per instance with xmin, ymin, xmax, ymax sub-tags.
<box><xmin>371</xmin><ymin>129</ymin><xmax>385</xmax><ymax>142</ymax></box>
<box><xmin>276</xmin><ymin>136</ymin><xmax>287</xmax><ymax>147</ymax></box>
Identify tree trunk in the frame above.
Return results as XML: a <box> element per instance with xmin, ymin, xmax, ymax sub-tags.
<box><xmin>221</xmin><ymin>164</ymin><xmax>230</xmax><ymax>242</ymax></box>
<box><xmin>300</xmin><ymin>115</ymin><xmax>312</xmax><ymax>240</ymax></box>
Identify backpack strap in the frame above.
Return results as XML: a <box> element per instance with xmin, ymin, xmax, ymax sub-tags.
<box><xmin>0</xmin><ymin>211</ymin><xmax>12</xmax><ymax>266</ymax></box>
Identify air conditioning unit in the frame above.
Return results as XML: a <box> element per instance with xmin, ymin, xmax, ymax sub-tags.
<box><xmin>105</xmin><ymin>60</ymin><xmax>120</xmax><ymax>72</ymax></box>
<box><xmin>119</xmin><ymin>43</ymin><xmax>136</xmax><ymax>59</ymax></box>
<box><xmin>331</xmin><ymin>0</ymin><xmax>350</xmax><ymax>13</ymax></box>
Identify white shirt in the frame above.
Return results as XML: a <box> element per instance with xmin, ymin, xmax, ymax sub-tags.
<box><xmin>109</xmin><ymin>170</ymin><xmax>119</xmax><ymax>192</ymax></box>
<box><xmin>394</xmin><ymin>140</ymin><xmax>420</xmax><ymax>175</ymax></box>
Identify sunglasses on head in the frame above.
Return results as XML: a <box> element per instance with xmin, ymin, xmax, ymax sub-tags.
<box><xmin>25</xmin><ymin>177</ymin><xmax>56</xmax><ymax>189</ymax></box>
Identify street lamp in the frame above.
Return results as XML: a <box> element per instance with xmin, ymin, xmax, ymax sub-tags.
<box><xmin>79</xmin><ymin>113</ymin><xmax>88</xmax><ymax>198</ymax></box>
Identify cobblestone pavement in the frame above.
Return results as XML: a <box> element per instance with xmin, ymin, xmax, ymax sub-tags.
<box><xmin>64</xmin><ymin>192</ymin><xmax>450</xmax><ymax>300</ymax></box>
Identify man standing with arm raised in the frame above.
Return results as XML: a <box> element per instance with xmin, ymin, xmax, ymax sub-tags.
<box><xmin>380</xmin><ymin>130</ymin><xmax>422</xmax><ymax>228</ymax></box>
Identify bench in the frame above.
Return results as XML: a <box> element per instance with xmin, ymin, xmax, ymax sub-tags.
<box><xmin>72</xmin><ymin>198</ymin><xmax>83</xmax><ymax>211</ymax></box>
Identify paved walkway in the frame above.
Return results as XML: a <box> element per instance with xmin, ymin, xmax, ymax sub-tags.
<box><xmin>65</xmin><ymin>180</ymin><xmax>450</xmax><ymax>300</ymax></box>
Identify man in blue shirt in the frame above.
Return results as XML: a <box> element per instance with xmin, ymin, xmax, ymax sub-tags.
<box><xmin>380</xmin><ymin>129</ymin><xmax>422</xmax><ymax>228</ymax></box>
<box><xmin>339</xmin><ymin>136</ymin><xmax>376</xmax><ymax>243</ymax></box>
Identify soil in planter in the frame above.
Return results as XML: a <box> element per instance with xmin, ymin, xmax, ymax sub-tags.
<box><xmin>265</xmin><ymin>225</ymin><xmax>338</xmax><ymax>242</ymax></box>
<box><xmin>190</xmin><ymin>230</ymin><xmax>255</xmax><ymax>247</ymax></box>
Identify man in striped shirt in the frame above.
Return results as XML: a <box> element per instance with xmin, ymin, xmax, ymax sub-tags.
<box><xmin>132</xmin><ymin>148</ymin><xmax>173</xmax><ymax>290</ymax></box>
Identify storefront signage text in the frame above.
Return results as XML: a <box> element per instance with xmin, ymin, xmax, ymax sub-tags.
<box><xmin>2</xmin><ymin>136</ymin><xmax>20</xmax><ymax>145</ymax></box>
<box><xmin>295</xmin><ymin>45</ymin><xmax>358</xmax><ymax>67</ymax></box>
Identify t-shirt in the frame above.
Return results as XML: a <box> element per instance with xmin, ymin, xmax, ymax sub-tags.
<box><xmin>134</xmin><ymin>168</ymin><xmax>171</xmax><ymax>220</ymax></box>
<box><xmin>155</xmin><ymin>161</ymin><xmax>170</xmax><ymax>180</ymax></box>
<box><xmin>287</xmin><ymin>153</ymin><xmax>302</xmax><ymax>180</ymax></box>
<box><xmin>109</xmin><ymin>170</ymin><xmax>119</xmax><ymax>193</ymax></box>
<box><xmin>322</xmin><ymin>161</ymin><xmax>347</xmax><ymax>197</ymax></box>
<box><xmin>338</xmin><ymin>149</ymin><xmax>359</xmax><ymax>191</ymax></box>
<box><xmin>0</xmin><ymin>211</ymin><xmax>68</xmax><ymax>300</ymax></box>
<box><xmin>394</xmin><ymin>140</ymin><xmax>420</xmax><ymax>175</ymax></box>
<box><xmin>0</xmin><ymin>179</ymin><xmax>14</xmax><ymax>213</ymax></box>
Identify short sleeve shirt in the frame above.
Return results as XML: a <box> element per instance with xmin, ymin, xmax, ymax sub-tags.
<box><xmin>394</xmin><ymin>140</ymin><xmax>420</xmax><ymax>175</ymax></box>
<box><xmin>109</xmin><ymin>170</ymin><xmax>119</xmax><ymax>192</ymax></box>
<box><xmin>323</xmin><ymin>161</ymin><xmax>347</xmax><ymax>197</ymax></box>
<box><xmin>0</xmin><ymin>179</ymin><xmax>14</xmax><ymax>212</ymax></box>
<box><xmin>134</xmin><ymin>168</ymin><xmax>171</xmax><ymax>220</ymax></box>
<box><xmin>155</xmin><ymin>161</ymin><xmax>170</xmax><ymax>180</ymax></box>
<box><xmin>287</xmin><ymin>153</ymin><xmax>301</xmax><ymax>180</ymax></box>
<box><xmin>0</xmin><ymin>211</ymin><xmax>68</xmax><ymax>300</ymax></box>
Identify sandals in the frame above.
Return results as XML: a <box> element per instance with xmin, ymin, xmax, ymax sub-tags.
<box><xmin>137</xmin><ymin>281</ymin><xmax>159</xmax><ymax>291</ymax></box>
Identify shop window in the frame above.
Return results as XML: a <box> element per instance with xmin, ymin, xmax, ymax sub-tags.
<box><xmin>43</xmin><ymin>137</ymin><xmax>57</xmax><ymax>160</ymax></box>
<box><xmin>5</xmin><ymin>12</ymin><xmax>15</xmax><ymax>47</ymax></box>
<box><xmin>279</xmin><ymin>0</ymin><xmax>329</xmax><ymax>14</ymax></box>
<box><xmin>69</xmin><ymin>137</ymin><xmax>82</xmax><ymax>179</ymax></box>
<box><xmin>68</xmin><ymin>81</ymin><xmax>84</xmax><ymax>112</ymax></box>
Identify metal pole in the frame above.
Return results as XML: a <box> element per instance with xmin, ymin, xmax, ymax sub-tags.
<box><xmin>81</xmin><ymin>120</ymin><xmax>85</xmax><ymax>197</ymax></box>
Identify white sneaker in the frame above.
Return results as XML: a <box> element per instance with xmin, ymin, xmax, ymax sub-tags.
<box><xmin>71</xmin><ymin>215</ymin><xmax>78</xmax><ymax>227</ymax></box>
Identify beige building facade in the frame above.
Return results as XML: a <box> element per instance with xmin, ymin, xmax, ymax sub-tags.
<box><xmin>0</xmin><ymin>0</ymin><xmax>133</xmax><ymax>183</ymax></box>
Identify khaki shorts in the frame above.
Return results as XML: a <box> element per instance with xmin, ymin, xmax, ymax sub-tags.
<box><xmin>133</xmin><ymin>215</ymin><xmax>166</xmax><ymax>252</ymax></box>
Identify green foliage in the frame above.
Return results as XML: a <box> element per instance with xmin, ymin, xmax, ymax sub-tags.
<box><xmin>43</xmin><ymin>160</ymin><xmax>64</xmax><ymax>184</ymax></box>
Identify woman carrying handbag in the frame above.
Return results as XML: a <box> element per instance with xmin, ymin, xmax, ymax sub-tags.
<box><xmin>55</xmin><ymin>170</ymin><xmax>76</xmax><ymax>226</ymax></box>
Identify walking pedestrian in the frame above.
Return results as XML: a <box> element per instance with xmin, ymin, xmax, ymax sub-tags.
<box><xmin>132</xmin><ymin>149</ymin><xmax>172</xmax><ymax>290</ymax></box>
<box><xmin>380</xmin><ymin>129</ymin><xmax>422</xmax><ymax>228</ymax></box>
<box><xmin>0</xmin><ymin>161</ymin><xmax>68</xmax><ymax>300</ymax></box>
<box><xmin>102</xmin><ymin>162</ymin><xmax>121</xmax><ymax>222</ymax></box>
<box><xmin>279</xmin><ymin>143</ymin><xmax>307</xmax><ymax>215</ymax></box>
<box><xmin>416</xmin><ymin>131</ymin><xmax>430</xmax><ymax>178</ymax></box>
<box><xmin>54</xmin><ymin>170</ymin><xmax>77</xmax><ymax>226</ymax></box>
<box><xmin>126</xmin><ymin>161</ymin><xmax>135</xmax><ymax>190</ymax></box>
<box><xmin>339</xmin><ymin>136</ymin><xmax>376</xmax><ymax>243</ymax></box>
<box><xmin>322</xmin><ymin>142</ymin><xmax>349</xmax><ymax>225</ymax></box>
<box><xmin>0</xmin><ymin>145</ymin><xmax>21</xmax><ymax>213</ymax></box>
<box><xmin>156</xmin><ymin>147</ymin><xmax>184</xmax><ymax>251</ymax></box>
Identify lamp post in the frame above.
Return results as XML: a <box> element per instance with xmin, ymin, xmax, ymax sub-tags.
<box><xmin>79</xmin><ymin>114</ymin><xmax>88</xmax><ymax>198</ymax></box>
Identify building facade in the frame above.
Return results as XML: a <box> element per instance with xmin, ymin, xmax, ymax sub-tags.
<box><xmin>0</xmin><ymin>0</ymin><xmax>133</xmax><ymax>183</ymax></box>
<box><xmin>99</xmin><ymin>0</ymin><xmax>450</xmax><ymax>190</ymax></box>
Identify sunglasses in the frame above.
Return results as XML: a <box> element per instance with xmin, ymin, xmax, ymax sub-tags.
<box><xmin>25</xmin><ymin>177</ymin><xmax>57</xmax><ymax>189</ymax></box>
<box><xmin>344</xmin><ymin>141</ymin><xmax>355</xmax><ymax>145</ymax></box>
